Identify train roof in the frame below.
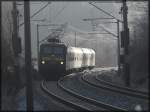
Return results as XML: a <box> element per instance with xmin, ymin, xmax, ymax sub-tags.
<box><xmin>67</xmin><ymin>46</ymin><xmax>95</xmax><ymax>54</ymax></box>
<box><xmin>40</xmin><ymin>42</ymin><xmax>95</xmax><ymax>53</ymax></box>
<box><xmin>40</xmin><ymin>41</ymin><xmax>66</xmax><ymax>46</ymax></box>
<box><xmin>68</xmin><ymin>46</ymin><xmax>94</xmax><ymax>51</ymax></box>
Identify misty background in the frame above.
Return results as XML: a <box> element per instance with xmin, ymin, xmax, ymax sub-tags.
<box><xmin>1</xmin><ymin>2</ymin><xmax>149</xmax><ymax>111</ymax></box>
<box><xmin>2</xmin><ymin>1</ymin><xmax>148</xmax><ymax>68</ymax></box>
<box><xmin>1</xmin><ymin>1</ymin><xmax>149</xmax><ymax>100</ymax></box>
<box><xmin>17</xmin><ymin>1</ymin><xmax>124</xmax><ymax>67</ymax></box>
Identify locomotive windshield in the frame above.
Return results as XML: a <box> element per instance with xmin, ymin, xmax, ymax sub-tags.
<box><xmin>53</xmin><ymin>47</ymin><xmax>64</xmax><ymax>54</ymax></box>
<box><xmin>40</xmin><ymin>45</ymin><xmax>65</xmax><ymax>57</ymax></box>
<box><xmin>42</xmin><ymin>46</ymin><xmax>53</xmax><ymax>54</ymax></box>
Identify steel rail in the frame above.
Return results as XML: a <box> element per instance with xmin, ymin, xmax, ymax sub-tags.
<box><xmin>41</xmin><ymin>80</ymin><xmax>99</xmax><ymax>111</ymax></box>
<box><xmin>81</xmin><ymin>73</ymin><xmax>149</xmax><ymax>100</ymax></box>
<box><xmin>58</xmin><ymin>75</ymin><xmax>127</xmax><ymax>111</ymax></box>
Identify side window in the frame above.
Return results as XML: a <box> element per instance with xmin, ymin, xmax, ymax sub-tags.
<box><xmin>69</xmin><ymin>52</ymin><xmax>74</xmax><ymax>61</ymax></box>
<box><xmin>69</xmin><ymin>52</ymin><xmax>73</xmax><ymax>61</ymax></box>
<box><xmin>91</xmin><ymin>53</ymin><xmax>93</xmax><ymax>60</ymax></box>
<box><xmin>70</xmin><ymin>53</ymin><xmax>72</xmax><ymax>61</ymax></box>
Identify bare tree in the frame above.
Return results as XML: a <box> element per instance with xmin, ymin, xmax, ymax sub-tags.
<box><xmin>1</xmin><ymin>25</ymin><xmax>14</xmax><ymax>84</ymax></box>
<box><xmin>129</xmin><ymin>8</ymin><xmax>148</xmax><ymax>87</ymax></box>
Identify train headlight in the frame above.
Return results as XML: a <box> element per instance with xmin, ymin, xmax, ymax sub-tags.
<box><xmin>60</xmin><ymin>61</ymin><xmax>63</xmax><ymax>64</ymax></box>
<box><xmin>41</xmin><ymin>60</ymin><xmax>45</xmax><ymax>64</ymax></box>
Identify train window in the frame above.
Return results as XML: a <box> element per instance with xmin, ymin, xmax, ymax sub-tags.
<box><xmin>54</xmin><ymin>47</ymin><xmax>64</xmax><ymax>54</ymax></box>
<box><xmin>40</xmin><ymin>45</ymin><xmax>65</xmax><ymax>58</ymax></box>
<box><xmin>41</xmin><ymin>46</ymin><xmax>53</xmax><ymax>54</ymax></box>
<box><xmin>91</xmin><ymin>54</ymin><xmax>93</xmax><ymax>60</ymax></box>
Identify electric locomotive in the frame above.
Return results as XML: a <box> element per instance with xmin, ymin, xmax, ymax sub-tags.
<box><xmin>39</xmin><ymin>38</ymin><xmax>95</xmax><ymax>80</ymax></box>
<box><xmin>39</xmin><ymin>38</ymin><xmax>66</xmax><ymax>78</ymax></box>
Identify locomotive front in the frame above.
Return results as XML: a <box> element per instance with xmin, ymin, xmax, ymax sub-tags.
<box><xmin>39</xmin><ymin>42</ymin><xmax>66</xmax><ymax>76</ymax></box>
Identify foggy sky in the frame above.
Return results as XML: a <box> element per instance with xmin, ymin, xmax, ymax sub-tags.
<box><xmin>18</xmin><ymin>2</ymin><xmax>121</xmax><ymax>58</ymax></box>
<box><xmin>16</xmin><ymin>1</ymin><xmax>147</xmax><ymax>66</ymax></box>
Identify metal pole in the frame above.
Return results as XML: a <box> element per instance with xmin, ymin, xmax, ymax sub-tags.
<box><xmin>122</xmin><ymin>0</ymin><xmax>130</xmax><ymax>87</ymax></box>
<box><xmin>24</xmin><ymin>1</ymin><xmax>33</xmax><ymax>110</ymax></box>
<box><xmin>117</xmin><ymin>20</ymin><xmax>121</xmax><ymax>74</ymax></box>
<box><xmin>37</xmin><ymin>24</ymin><xmax>39</xmax><ymax>70</ymax></box>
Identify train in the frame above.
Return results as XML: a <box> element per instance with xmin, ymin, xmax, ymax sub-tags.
<box><xmin>39</xmin><ymin>38</ymin><xmax>95</xmax><ymax>80</ymax></box>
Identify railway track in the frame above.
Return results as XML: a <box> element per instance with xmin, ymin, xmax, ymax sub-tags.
<box><xmin>59</xmin><ymin>73</ymin><xmax>149</xmax><ymax>110</ymax></box>
<box><xmin>58</xmin><ymin>74</ymin><xmax>127</xmax><ymax>111</ymax></box>
<box><xmin>82</xmin><ymin>72</ymin><xmax>149</xmax><ymax>100</ymax></box>
<box><xmin>41</xmin><ymin>72</ymin><xmax>148</xmax><ymax>111</ymax></box>
<box><xmin>41</xmin><ymin>80</ymin><xmax>107</xmax><ymax>111</ymax></box>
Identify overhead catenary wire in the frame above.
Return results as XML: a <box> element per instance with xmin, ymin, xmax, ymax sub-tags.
<box><xmin>17</xmin><ymin>2</ymin><xmax>44</xmax><ymax>5</ymax></box>
<box><xmin>88</xmin><ymin>2</ymin><xmax>122</xmax><ymax>22</ymax></box>
<box><xmin>67</xmin><ymin>24</ymin><xmax>114</xmax><ymax>37</ymax></box>
<box><xmin>39</xmin><ymin>34</ymin><xmax>52</xmax><ymax>43</ymax></box>
<box><xmin>67</xmin><ymin>24</ymin><xmax>117</xmax><ymax>39</ymax></box>
<box><xmin>53</xmin><ymin>3</ymin><xmax>69</xmax><ymax>20</ymax></box>
<box><xmin>98</xmin><ymin>24</ymin><xmax>118</xmax><ymax>38</ymax></box>
<box><xmin>40</xmin><ymin>30</ymin><xmax>116</xmax><ymax>45</ymax></box>
<box><xmin>63</xmin><ymin>32</ymin><xmax>117</xmax><ymax>41</ymax></box>
<box><xmin>19</xmin><ymin>2</ymin><xmax>51</xmax><ymax>28</ymax></box>
<box><xmin>67</xmin><ymin>24</ymin><xmax>90</xmax><ymax>34</ymax></box>
<box><xmin>74</xmin><ymin>36</ymin><xmax>117</xmax><ymax>41</ymax></box>
<box><xmin>66</xmin><ymin>24</ymin><xmax>117</xmax><ymax>41</ymax></box>
<box><xmin>35</xmin><ymin>3</ymin><xmax>69</xmax><ymax>42</ymax></box>
<box><xmin>30</xmin><ymin>2</ymin><xmax>51</xmax><ymax>18</ymax></box>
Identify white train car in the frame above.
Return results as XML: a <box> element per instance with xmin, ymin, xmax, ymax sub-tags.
<box><xmin>66</xmin><ymin>47</ymin><xmax>95</xmax><ymax>71</ymax></box>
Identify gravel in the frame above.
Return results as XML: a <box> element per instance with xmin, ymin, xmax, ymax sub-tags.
<box><xmin>15</xmin><ymin>85</ymin><xmax>46</xmax><ymax>111</ymax></box>
<box><xmin>95</xmin><ymin>70</ymin><xmax>125</xmax><ymax>86</ymax></box>
<box><xmin>1</xmin><ymin>82</ymin><xmax>18</xmax><ymax>111</ymax></box>
<box><xmin>93</xmin><ymin>68</ymin><xmax>149</xmax><ymax>92</ymax></box>
<box><xmin>9</xmin><ymin>80</ymin><xmax>70</xmax><ymax>111</ymax></box>
<box><xmin>60</xmin><ymin>73</ymin><xmax>149</xmax><ymax>111</ymax></box>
